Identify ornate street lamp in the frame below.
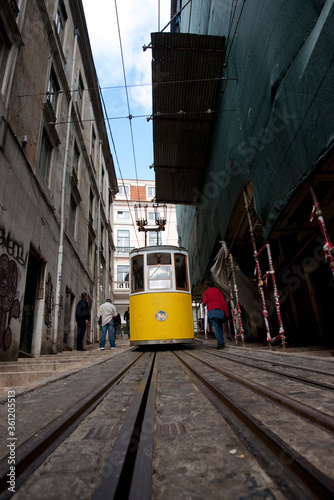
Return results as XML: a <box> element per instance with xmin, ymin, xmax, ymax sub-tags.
<box><xmin>153</xmin><ymin>203</ymin><xmax>167</xmax><ymax>231</ymax></box>
<box><xmin>134</xmin><ymin>203</ymin><xmax>168</xmax><ymax>246</ymax></box>
<box><xmin>134</xmin><ymin>203</ymin><xmax>148</xmax><ymax>232</ymax></box>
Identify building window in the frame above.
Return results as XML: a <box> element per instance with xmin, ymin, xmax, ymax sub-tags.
<box><xmin>149</xmin><ymin>230</ymin><xmax>162</xmax><ymax>246</ymax></box>
<box><xmin>89</xmin><ymin>189</ymin><xmax>94</xmax><ymax>226</ymax></box>
<box><xmin>77</xmin><ymin>72</ymin><xmax>84</xmax><ymax>114</ymax></box>
<box><xmin>91</xmin><ymin>126</ymin><xmax>96</xmax><ymax>162</ymax></box>
<box><xmin>38</xmin><ymin>131</ymin><xmax>52</xmax><ymax>183</ymax></box>
<box><xmin>117</xmin><ymin>265</ymin><xmax>129</xmax><ymax>288</ymax></box>
<box><xmin>118</xmin><ymin>184</ymin><xmax>129</xmax><ymax>196</ymax></box>
<box><xmin>117</xmin><ymin>210</ymin><xmax>130</xmax><ymax>219</ymax></box>
<box><xmin>101</xmin><ymin>168</ymin><xmax>105</xmax><ymax>201</ymax></box>
<box><xmin>117</xmin><ymin>230</ymin><xmax>130</xmax><ymax>249</ymax></box>
<box><xmin>101</xmin><ymin>223</ymin><xmax>104</xmax><ymax>252</ymax></box>
<box><xmin>0</xmin><ymin>22</ymin><xmax>11</xmax><ymax>86</ymax></box>
<box><xmin>88</xmin><ymin>235</ymin><xmax>94</xmax><ymax>272</ymax></box>
<box><xmin>47</xmin><ymin>69</ymin><xmax>60</xmax><ymax>114</ymax></box>
<box><xmin>68</xmin><ymin>195</ymin><xmax>77</xmax><ymax>236</ymax></box>
<box><xmin>55</xmin><ymin>1</ymin><xmax>67</xmax><ymax>44</ymax></box>
<box><xmin>147</xmin><ymin>186</ymin><xmax>155</xmax><ymax>198</ymax></box>
<box><xmin>72</xmin><ymin>141</ymin><xmax>80</xmax><ymax>178</ymax></box>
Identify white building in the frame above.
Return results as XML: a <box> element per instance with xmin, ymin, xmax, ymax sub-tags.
<box><xmin>113</xmin><ymin>179</ymin><xmax>179</xmax><ymax>323</ymax></box>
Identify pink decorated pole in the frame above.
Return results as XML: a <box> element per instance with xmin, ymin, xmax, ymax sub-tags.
<box><xmin>229</xmin><ymin>253</ymin><xmax>245</xmax><ymax>346</ymax></box>
<box><xmin>265</xmin><ymin>242</ymin><xmax>286</xmax><ymax>348</ymax></box>
<box><xmin>243</xmin><ymin>190</ymin><xmax>272</xmax><ymax>345</ymax></box>
<box><xmin>228</xmin><ymin>278</ymin><xmax>238</xmax><ymax>341</ymax></box>
<box><xmin>310</xmin><ymin>187</ymin><xmax>334</xmax><ymax>280</ymax></box>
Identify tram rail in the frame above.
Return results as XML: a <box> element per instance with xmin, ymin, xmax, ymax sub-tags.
<box><xmin>0</xmin><ymin>345</ymin><xmax>333</xmax><ymax>499</ymax></box>
<box><xmin>183</xmin><ymin>350</ymin><xmax>334</xmax><ymax>432</ymax></box>
<box><xmin>173</xmin><ymin>349</ymin><xmax>334</xmax><ymax>500</ymax></box>
<box><xmin>0</xmin><ymin>353</ymin><xmax>143</xmax><ymax>499</ymax></box>
<box><xmin>197</xmin><ymin>344</ymin><xmax>334</xmax><ymax>390</ymax></box>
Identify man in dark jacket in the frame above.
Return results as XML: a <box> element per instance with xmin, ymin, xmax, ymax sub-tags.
<box><xmin>75</xmin><ymin>292</ymin><xmax>91</xmax><ymax>351</ymax></box>
<box><xmin>124</xmin><ymin>308</ymin><xmax>130</xmax><ymax>338</ymax></box>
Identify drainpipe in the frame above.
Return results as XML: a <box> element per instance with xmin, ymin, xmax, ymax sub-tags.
<box><xmin>96</xmin><ymin>140</ymin><xmax>103</xmax><ymax>319</ymax></box>
<box><xmin>52</xmin><ymin>29</ymin><xmax>79</xmax><ymax>354</ymax></box>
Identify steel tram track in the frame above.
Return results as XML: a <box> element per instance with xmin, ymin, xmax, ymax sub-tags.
<box><xmin>183</xmin><ymin>350</ymin><xmax>334</xmax><ymax>432</ymax></box>
<box><xmin>197</xmin><ymin>344</ymin><xmax>334</xmax><ymax>390</ymax></box>
<box><xmin>0</xmin><ymin>352</ymin><xmax>145</xmax><ymax>499</ymax></box>
<box><xmin>92</xmin><ymin>351</ymin><xmax>157</xmax><ymax>500</ymax></box>
<box><xmin>173</xmin><ymin>350</ymin><xmax>334</xmax><ymax>500</ymax></box>
<box><xmin>1</xmin><ymin>346</ymin><xmax>334</xmax><ymax>499</ymax></box>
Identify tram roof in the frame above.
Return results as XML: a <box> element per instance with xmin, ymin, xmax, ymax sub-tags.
<box><xmin>129</xmin><ymin>245</ymin><xmax>188</xmax><ymax>255</ymax></box>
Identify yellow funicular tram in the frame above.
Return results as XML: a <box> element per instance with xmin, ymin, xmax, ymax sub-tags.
<box><xmin>129</xmin><ymin>245</ymin><xmax>194</xmax><ymax>345</ymax></box>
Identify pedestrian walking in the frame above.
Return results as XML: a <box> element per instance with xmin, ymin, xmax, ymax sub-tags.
<box><xmin>114</xmin><ymin>313</ymin><xmax>122</xmax><ymax>337</ymax></box>
<box><xmin>202</xmin><ymin>280</ymin><xmax>229</xmax><ymax>349</ymax></box>
<box><xmin>97</xmin><ymin>299</ymin><xmax>117</xmax><ymax>350</ymax></box>
<box><xmin>75</xmin><ymin>292</ymin><xmax>91</xmax><ymax>351</ymax></box>
<box><xmin>124</xmin><ymin>308</ymin><xmax>130</xmax><ymax>338</ymax></box>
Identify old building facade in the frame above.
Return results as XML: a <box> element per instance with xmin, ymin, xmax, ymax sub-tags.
<box><xmin>0</xmin><ymin>0</ymin><xmax>117</xmax><ymax>360</ymax></box>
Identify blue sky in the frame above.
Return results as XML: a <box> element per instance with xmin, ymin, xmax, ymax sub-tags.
<box><xmin>82</xmin><ymin>0</ymin><xmax>171</xmax><ymax>182</ymax></box>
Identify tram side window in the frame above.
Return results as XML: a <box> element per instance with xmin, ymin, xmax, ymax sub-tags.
<box><xmin>131</xmin><ymin>255</ymin><xmax>144</xmax><ymax>292</ymax></box>
<box><xmin>174</xmin><ymin>254</ymin><xmax>189</xmax><ymax>290</ymax></box>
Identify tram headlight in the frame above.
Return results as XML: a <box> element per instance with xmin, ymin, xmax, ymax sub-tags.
<box><xmin>155</xmin><ymin>310</ymin><xmax>167</xmax><ymax>322</ymax></box>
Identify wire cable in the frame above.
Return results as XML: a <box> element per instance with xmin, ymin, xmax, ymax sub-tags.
<box><xmin>99</xmin><ymin>82</ymin><xmax>140</xmax><ymax>248</ymax></box>
<box><xmin>17</xmin><ymin>76</ymin><xmax>232</xmax><ymax>99</ymax></box>
<box><xmin>113</xmin><ymin>0</ymin><xmax>139</xmax><ymax>187</ymax></box>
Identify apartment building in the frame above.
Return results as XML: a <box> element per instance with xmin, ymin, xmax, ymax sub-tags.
<box><xmin>113</xmin><ymin>179</ymin><xmax>178</xmax><ymax>322</ymax></box>
<box><xmin>0</xmin><ymin>0</ymin><xmax>117</xmax><ymax>360</ymax></box>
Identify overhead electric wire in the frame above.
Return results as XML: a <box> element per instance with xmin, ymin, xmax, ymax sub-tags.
<box><xmin>225</xmin><ymin>0</ymin><xmax>247</xmax><ymax>64</ymax></box>
<box><xmin>17</xmin><ymin>76</ymin><xmax>232</xmax><ymax>99</ymax></box>
<box><xmin>98</xmin><ymin>82</ymin><xmax>140</xmax><ymax>248</ymax></box>
<box><xmin>113</xmin><ymin>0</ymin><xmax>139</xmax><ymax>188</ymax></box>
<box><xmin>143</xmin><ymin>0</ymin><xmax>193</xmax><ymax>50</ymax></box>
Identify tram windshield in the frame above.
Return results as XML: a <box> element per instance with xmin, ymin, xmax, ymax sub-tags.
<box><xmin>147</xmin><ymin>253</ymin><xmax>171</xmax><ymax>265</ymax></box>
<box><xmin>148</xmin><ymin>266</ymin><xmax>171</xmax><ymax>289</ymax></box>
<box><xmin>147</xmin><ymin>252</ymin><xmax>172</xmax><ymax>290</ymax></box>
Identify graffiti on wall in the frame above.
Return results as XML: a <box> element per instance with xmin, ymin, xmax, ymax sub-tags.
<box><xmin>0</xmin><ymin>254</ymin><xmax>21</xmax><ymax>350</ymax></box>
<box><xmin>0</xmin><ymin>227</ymin><xmax>28</xmax><ymax>268</ymax></box>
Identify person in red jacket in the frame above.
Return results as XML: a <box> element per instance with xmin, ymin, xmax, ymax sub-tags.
<box><xmin>202</xmin><ymin>280</ymin><xmax>229</xmax><ymax>349</ymax></box>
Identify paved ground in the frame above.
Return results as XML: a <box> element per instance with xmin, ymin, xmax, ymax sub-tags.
<box><xmin>1</xmin><ymin>334</ymin><xmax>333</xmax><ymax>403</ymax></box>
<box><xmin>1</xmin><ymin>335</ymin><xmax>333</xmax><ymax>499</ymax></box>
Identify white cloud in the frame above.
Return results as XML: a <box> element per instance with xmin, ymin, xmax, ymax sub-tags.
<box><xmin>82</xmin><ymin>0</ymin><xmax>171</xmax><ymax>112</ymax></box>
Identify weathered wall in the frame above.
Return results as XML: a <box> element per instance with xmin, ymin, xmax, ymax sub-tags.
<box><xmin>0</xmin><ymin>0</ymin><xmax>116</xmax><ymax>359</ymax></box>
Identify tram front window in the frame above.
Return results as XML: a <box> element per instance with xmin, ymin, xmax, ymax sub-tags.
<box><xmin>148</xmin><ymin>266</ymin><xmax>171</xmax><ymax>289</ymax></box>
<box><xmin>147</xmin><ymin>253</ymin><xmax>171</xmax><ymax>265</ymax></box>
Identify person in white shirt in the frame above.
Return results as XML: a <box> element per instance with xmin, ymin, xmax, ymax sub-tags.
<box><xmin>97</xmin><ymin>299</ymin><xmax>117</xmax><ymax>350</ymax></box>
